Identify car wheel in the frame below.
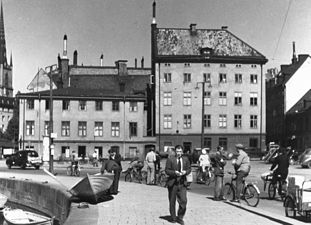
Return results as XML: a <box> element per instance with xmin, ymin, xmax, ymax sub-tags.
<box><xmin>7</xmin><ymin>163</ymin><xmax>11</xmax><ymax>169</ymax></box>
<box><xmin>21</xmin><ymin>164</ymin><xmax>26</xmax><ymax>169</ymax></box>
<box><xmin>308</xmin><ymin>161</ymin><xmax>311</xmax><ymax>169</ymax></box>
<box><xmin>35</xmin><ymin>165</ymin><xmax>40</xmax><ymax>170</ymax></box>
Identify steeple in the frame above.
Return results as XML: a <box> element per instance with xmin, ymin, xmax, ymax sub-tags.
<box><xmin>0</xmin><ymin>2</ymin><xmax>7</xmax><ymax>66</ymax></box>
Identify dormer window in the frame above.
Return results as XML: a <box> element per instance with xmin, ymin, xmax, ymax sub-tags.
<box><xmin>200</xmin><ymin>47</ymin><xmax>213</xmax><ymax>58</ymax></box>
<box><xmin>190</xmin><ymin>23</ymin><xmax>197</xmax><ymax>35</ymax></box>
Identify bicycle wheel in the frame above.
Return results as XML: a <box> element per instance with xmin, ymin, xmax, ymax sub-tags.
<box><xmin>75</xmin><ymin>168</ymin><xmax>80</xmax><ymax>177</ymax></box>
<box><xmin>125</xmin><ymin>172</ymin><xmax>133</xmax><ymax>182</ymax></box>
<box><xmin>66</xmin><ymin>166</ymin><xmax>72</xmax><ymax>176</ymax></box>
<box><xmin>244</xmin><ymin>184</ymin><xmax>260</xmax><ymax>207</ymax></box>
<box><xmin>223</xmin><ymin>183</ymin><xmax>235</xmax><ymax>201</ymax></box>
<box><xmin>268</xmin><ymin>182</ymin><xmax>276</xmax><ymax>200</ymax></box>
<box><xmin>206</xmin><ymin>172</ymin><xmax>215</xmax><ymax>186</ymax></box>
<box><xmin>159</xmin><ymin>173</ymin><xmax>167</xmax><ymax>187</ymax></box>
<box><xmin>141</xmin><ymin>171</ymin><xmax>147</xmax><ymax>184</ymax></box>
<box><xmin>284</xmin><ymin>197</ymin><xmax>296</xmax><ymax>218</ymax></box>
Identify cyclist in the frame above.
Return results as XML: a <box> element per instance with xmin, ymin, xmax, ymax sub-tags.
<box><xmin>130</xmin><ymin>150</ymin><xmax>144</xmax><ymax>178</ymax></box>
<box><xmin>270</xmin><ymin>147</ymin><xmax>289</xmax><ymax>194</ymax></box>
<box><xmin>231</xmin><ymin>144</ymin><xmax>251</xmax><ymax>203</ymax></box>
<box><xmin>70</xmin><ymin>151</ymin><xmax>79</xmax><ymax>175</ymax></box>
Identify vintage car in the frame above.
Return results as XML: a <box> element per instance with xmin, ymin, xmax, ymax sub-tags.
<box><xmin>299</xmin><ymin>148</ymin><xmax>311</xmax><ymax>168</ymax></box>
<box><xmin>6</xmin><ymin>150</ymin><xmax>42</xmax><ymax>169</ymax></box>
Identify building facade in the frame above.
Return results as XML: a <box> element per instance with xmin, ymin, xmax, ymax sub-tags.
<box><xmin>151</xmin><ymin>2</ymin><xmax>268</xmax><ymax>153</ymax></box>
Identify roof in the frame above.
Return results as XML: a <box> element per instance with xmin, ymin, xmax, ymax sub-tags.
<box><xmin>155</xmin><ymin>27</ymin><xmax>267</xmax><ymax>63</ymax></box>
<box><xmin>279</xmin><ymin>55</ymin><xmax>309</xmax><ymax>84</ymax></box>
<box><xmin>287</xmin><ymin>89</ymin><xmax>311</xmax><ymax>114</ymax></box>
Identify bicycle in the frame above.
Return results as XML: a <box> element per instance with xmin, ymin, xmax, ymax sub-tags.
<box><xmin>123</xmin><ymin>163</ymin><xmax>147</xmax><ymax>184</ymax></box>
<box><xmin>223</xmin><ymin>171</ymin><xmax>260</xmax><ymax>207</ymax></box>
<box><xmin>196</xmin><ymin>166</ymin><xmax>215</xmax><ymax>186</ymax></box>
<box><xmin>66</xmin><ymin>162</ymin><xmax>80</xmax><ymax>177</ymax></box>
<box><xmin>155</xmin><ymin>168</ymin><xmax>167</xmax><ymax>187</ymax></box>
<box><xmin>266</xmin><ymin>174</ymin><xmax>287</xmax><ymax>200</ymax></box>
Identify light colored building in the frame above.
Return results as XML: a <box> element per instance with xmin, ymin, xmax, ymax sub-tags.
<box><xmin>151</xmin><ymin>2</ymin><xmax>268</xmax><ymax>153</ymax></box>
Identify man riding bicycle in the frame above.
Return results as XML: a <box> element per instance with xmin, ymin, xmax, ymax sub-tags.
<box><xmin>231</xmin><ymin>144</ymin><xmax>251</xmax><ymax>203</ymax></box>
<box><xmin>270</xmin><ymin>147</ymin><xmax>289</xmax><ymax>193</ymax></box>
<box><xmin>130</xmin><ymin>150</ymin><xmax>144</xmax><ymax>177</ymax></box>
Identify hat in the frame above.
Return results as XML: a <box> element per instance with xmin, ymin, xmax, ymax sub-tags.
<box><xmin>235</xmin><ymin>144</ymin><xmax>245</xmax><ymax>150</ymax></box>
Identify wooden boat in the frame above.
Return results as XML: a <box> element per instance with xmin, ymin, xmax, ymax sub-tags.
<box><xmin>0</xmin><ymin>192</ymin><xmax>8</xmax><ymax>209</ymax></box>
<box><xmin>3</xmin><ymin>208</ymin><xmax>53</xmax><ymax>225</ymax></box>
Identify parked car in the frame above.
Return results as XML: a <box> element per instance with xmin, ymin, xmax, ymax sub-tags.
<box><xmin>299</xmin><ymin>148</ymin><xmax>311</xmax><ymax>168</ymax></box>
<box><xmin>6</xmin><ymin>150</ymin><xmax>42</xmax><ymax>169</ymax></box>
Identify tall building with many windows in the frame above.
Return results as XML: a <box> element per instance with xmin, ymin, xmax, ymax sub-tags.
<box><xmin>151</xmin><ymin>2</ymin><xmax>268</xmax><ymax>153</ymax></box>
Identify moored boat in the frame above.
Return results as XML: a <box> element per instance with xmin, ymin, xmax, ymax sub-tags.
<box><xmin>3</xmin><ymin>208</ymin><xmax>53</xmax><ymax>225</ymax></box>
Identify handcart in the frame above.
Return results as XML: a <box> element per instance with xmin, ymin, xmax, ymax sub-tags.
<box><xmin>284</xmin><ymin>176</ymin><xmax>311</xmax><ymax>220</ymax></box>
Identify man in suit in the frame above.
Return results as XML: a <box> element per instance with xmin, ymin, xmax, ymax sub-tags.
<box><xmin>165</xmin><ymin>145</ymin><xmax>191</xmax><ymax>225</ymax></box>
<box><xmin>107</xmin><ymin>149</ymin><xmax>122</xmax><ymax>195</ymax></box>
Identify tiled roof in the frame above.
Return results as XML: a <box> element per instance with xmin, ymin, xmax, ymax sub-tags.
<box><xmin>287</xmin><ymin>89</ymin><xmax>311</xmax><ymax>114</ymax></box>
<box><xmin>156</xmin><ymin>28</ymin><xmax>265</xmax><ymax>58</ymax></box>
<box><xmin>279</xmin><ymin>55</ymin><xmax>309</xmax><ymax>84</ymax></box>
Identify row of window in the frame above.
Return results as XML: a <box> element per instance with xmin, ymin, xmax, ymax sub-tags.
<box><xmin>163</xmin><ymin>92</ymin><xmax>258</xmax><ymax>106</ymax></box>
<box><xmin>163</xmin><ymin>73</ymin><xmax>258</xmax><ymax>84</ymax></box>
<box><xmin>163</xmin><ymin>114</ymin><xmax>258</xmax><ymax>129</ymax></box>
<box><xmin>26</xmin><ymin>99</ymin><xmax>138</xmax><ymax>112</ymax></box>
<box><xmin>25</xmin><ymin>121</ymin><xmax>138</xmax><ymax>137</ymax></box>
<box><xmin>164</xmin><ymin>63</ymin><xmax>258</xmax><ymax>68</ymax></box>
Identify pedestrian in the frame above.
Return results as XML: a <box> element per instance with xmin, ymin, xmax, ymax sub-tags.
<box><xmin>210</xmin><ymin>146</ymin><xmax>227</xmax><ymax>201</ymax></box>
<box><xmin>183</xmin><ymin>149</ymin><xmax>193</xmax><ymax>189</ymax></box>
<box><xmin>165</xmin><ymin>145</ymin><xmax>191</xmax><ymax>225</ymax></box>
<box><xmin>198</xmin><ymin>148</ymin><xmax>211</xmax><ymax>182</ymax></box>
<box><xmin>145</xmin><ymin>147</ymin><xmax>156</xmax><ymax>184</ymax></box>
<box><xmin>231</xmin><ymin>144</ymin><xmax>251</xmax><ymax>203</ymax></box>
<box><xmin>107</xmin><ymin>149</ymin><xmax>122</xmax><ymax>195</ymax></box>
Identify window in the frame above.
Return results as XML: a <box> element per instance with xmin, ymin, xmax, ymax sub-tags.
<box><xmin>27</xmin><ymin>99</ymin><xmax>34</xmax><ymax>110</ymax></box>
<box><xmin>112</xmin><ymin>101</ymin><xmax>119</xmax><ymax>111</ymax></box>
<box><xmin>234</xmin><ymin>92</ymin><xmax>242</xmax><ymax>106</ymax></box>
<box><xmin>203</xmin><ymin>137</ymin><xmax>212</xmax><ymax>149</ymax></box>
<box><xmin>235</xmin><ymin>74</ymin><xmax>242</xmax><ymax>83</ymax></box>
<box><xmin>204</xmin><ymin>114</ymin><xmax>211</xmax><ymax>128</ymax></box>
<box><xmin>249</xmin><ymin>138</ymin><xmax>258</xmax><ymax>148</ymax></box>
<box><xmin>129</xmin><ymin>102</ymin><xmax>138</xmax><ymax>112</ymax></box>
<box><xmin>164</xmin><ymin>73</ymin><xmax>172</xmax><ymax>83</ymax></box>
<box><xmin>78</xmin><ymin>121</ymin><xmax>87</xmax><ymax>136</ymax></box>
<box><xmin>251</xmin><ymin>64</ymin><xmax>257</xmax><ymax>68</ymax></box>
<box><xmin>184</xmin><ymin>63</ymin><xmax>190</xmax><ymax>67</ymax></box>
<box><xmin>183</xmin><ymin>92</ymin><xmax>191</xmax><ymax>106</ymax></box>
<box><xmin>250</xmin><ymin>93</ymin><xmax>258</xmax><ymax>106</ymax></box>
<box><xmin>45</xmin><ymin>100</ymin><xmax>50</xmax><ymax>110</ymax></box>
<box><xmin>79</xmin><ymin>101</ymin><xmax>87</xmax><ymax>111</ymax></box>
<box><xmin>111</xmin><ymin>122</ymin><xmax>120</xmax><ymax>137</ymax></box>
<box><xmin>204</xmin><ymin>63</ymin><xmax>210</xmax><ymax>67</ymax></box>
<box><xmin>95</xmin><ymin>101</ymin><xmax>103</xmax><ymax>111</ymax></box>
<box><xmin>61</xmin><ymin>121</ymin><xmax>70</xmax><ymax>136</ymax></box>
<box><xmin>219</xmin><ymin>115</ymin><xmax>227</xmax><ymax>128</ymax></box>
<box><xmin>220</xmin><ymin>63</ymin><xmax>226</xmax><ymax>67</ymax></box>
<box><xmin>236</xmin><ymin>64</ymin><xmax>241</xmax><ymax>68</ymax></box>
<box><xmin>204</xmin><ymin>91</ymin><xmax>211</xmax><ymax>105</ymax></box>
<box><xmin>234</xmin><ymin>114</ymin><xmax>242</xmax><ymax>128</ymax></box>
<box><xmin>164</xmin><ymin>63</ymin><xmax>170</xmax><ymax>67</ymax></box>
<box><xmin>183</xmin><ymin>114</ymin><xmax>191</xmax><ymax>128</ymax></box>
<box><xmin>163</xmin><ymin>92</ymin><xmax>172</xmax><ymax>106</ymax></box>
<box><xmin>164</xmin><ymin>114</ymin><xmax>172</xmax><ymax>129</ymax></box>
<box><xmin>94</xmin><ymin>122</ymin><xmax>103</xmax><ymax>137</ymax></box>
<box><xmin>219</xmin><ymin>138</ymin><xmax>228</xmax><ymax>150</ymax></box>
<box><xmin>44</xmin><ymin>121</ymin><xmax>50</xmax><ymax>136</ymax></box>
<box><xmin>203</xmin><ymin>73</ymin><xmax>211</xmax><ymax>83</ymax></box>
<box><xmin>129</xmin><ymin>122</ymin><xmax>137</xmax><ymax>137</ymax></box>
<box><xmin>219</xmin><ymin>73</ymin><xmax>227</xmax><ymax>83</ymax></box>
<box><xmin>26</xmin><ymin>121</ymin><xmax>35</xmax><ymax>136</ymax></box>
<box><xmin>250</xmin><ymin>74</ymin><xmax>258</xmax><ymax>84</ymax></box>
<box><xmin>219</xmin><ymin>92</ymin><xmax>227</xmax><ymax>105</ymax></box>
<box><xmin>250</xmin><ymin>115</ymin><xmax>258</xmax><ymax>128</ymax></box>
<box><xmin>1</xmin><ymin>116</ymin><xmax>4</xmax><ymax>122</ymax></box>
<box><xmin>62</xmin><ymin>100</ymin><xmax>70</xmax><ymax>110</ymax></box>
<box><xmin>183</xmin><ymin>73</ymin><xmax>191</xmax><ymax>83</ymax></box>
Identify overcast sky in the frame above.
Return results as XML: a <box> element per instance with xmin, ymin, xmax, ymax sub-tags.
<box><xmin>4</xmin><ymin>0</ymin><xmax>311</xmax><ymax>94</ymax></box>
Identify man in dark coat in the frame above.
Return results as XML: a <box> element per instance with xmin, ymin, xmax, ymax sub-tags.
<box><xmin>165</xmin><ymin>145</ymin><xmax>191</xmax><ymax>225</ymax></box>
<box><xmin>270</xmin><ymin>147</ymin><xmax>289</xmax><ymax>185</ymax></box>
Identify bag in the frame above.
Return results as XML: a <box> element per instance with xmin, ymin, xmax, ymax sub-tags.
<box><xmin>186</xmin><ymin>172</ymin><xmax>193</xmax><ymax>182</ymax></box>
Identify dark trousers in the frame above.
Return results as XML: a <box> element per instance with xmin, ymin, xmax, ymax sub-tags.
<box><xmin>236</xmin><ymin>171</ymin><xmax>248</xmax><ymax>200</ymax></box>
<box><xmin>214</xmin><ymin>175</ymin><xmax>224</xmax><ymax>199</ymax></box>
<box><xmin>109</xmin><ymin>168</ymin><xmax>121</xmax><ymax>194</ymax></box>
<box><xmin>168</xmin><ymin>184</ymin><xmax>187</xmax><ymax>220</ymax></box>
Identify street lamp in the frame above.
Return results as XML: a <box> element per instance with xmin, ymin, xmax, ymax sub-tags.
<box><xmin>196</xmin><ymin>80</ymin><xmax>212</xmax><ymax>149</ymax></box>
<box><xmin>45</xmin><ymin>64</ymin><xmax>58</xmax><ymax>174</ymax></box>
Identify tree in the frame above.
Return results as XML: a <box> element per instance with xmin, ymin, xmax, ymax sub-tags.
<box><xmin>4</xmin><ymin>98</ymin><xmax>19</xmax><ymax>146</ymax></box>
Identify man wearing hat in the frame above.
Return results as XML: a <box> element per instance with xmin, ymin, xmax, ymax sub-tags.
<box><xmin>232</xmin><ymin>144</ymin><xmax>250</xmax><ymax>203</ymax></box>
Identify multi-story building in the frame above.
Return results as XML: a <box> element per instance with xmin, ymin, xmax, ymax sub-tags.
<box><xmin>266</xmin><ymin>42</ymin><xmax>311</xmax><ymax>151</ymax></box>
<box><xmin>17</xmin><ymin>36</ymin><xmax>155</xmax><ymax>160</ymax></box>
<box><xmin>151</xmin><ymin>2</ymin><xmax>268</xmax><ymax>152</ymax></box>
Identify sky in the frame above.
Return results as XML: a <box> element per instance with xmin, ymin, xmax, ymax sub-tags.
<box><xmin>3</xmin><ymin>0</ymin><xmax>311</xmax><ymax>94</ymax></box>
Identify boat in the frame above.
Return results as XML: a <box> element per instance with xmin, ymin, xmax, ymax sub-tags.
<box><xmin>0</xmin><ymin>192</ymin><xmax>8</xmax><ymax>209</ymax></box>
<box><xmin>3</xmin><ymin>208</ymin><xmax>53</xmax><ymax>225</ymax></box>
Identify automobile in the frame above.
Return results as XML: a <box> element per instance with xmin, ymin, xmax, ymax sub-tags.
<box><xmin>6</xmin><ymin>150</ymin><xmax>42</xmax><ymax>169</ymax></box>
<box><xmin>299</xmin><ymin>148</ymin><xmax>311</xmax><ymax>168</ymax></box>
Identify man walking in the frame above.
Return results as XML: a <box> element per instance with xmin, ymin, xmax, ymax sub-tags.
<box><xmin>108</xmin><ymin>149</ymin><xmax>122</xmax><ymax>195</ymax></box>
<box><xmin>165</xmin><ymin>145</ymin><xmax>191</xmax><ymax>225</ymax></box>
<box><xmin>145</xmin><ymin>148</ymin><xmax>156</xmax><ymax>184</ymax></box>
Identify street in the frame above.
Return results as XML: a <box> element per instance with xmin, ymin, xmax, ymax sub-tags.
<box><xmin>1</xmin><ymin>159</ymin><xmax>311</xmax><ymax>223</ymax></box>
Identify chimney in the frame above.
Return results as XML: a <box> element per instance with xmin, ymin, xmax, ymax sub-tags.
<box><xmin>292</xmin><ymin>41</ymin><xmax>298</xmax><ymax>64</ymax></box>
<box><xmin>135</xmin><ymin>58</ymin><xmax>137</xmax><ymax>68</ymax></box>
<box><xmin>152</xmin><ymin>1</ymin><xmax>156</xmax><ymax>24</ymax></box>
<box><xmin>63</xmin><ymin>34</ymin><xmax>68</xmax><ymax>59</ymax></box>
<box><xmin>190</xmin><ymin>23</ymin><xmax>197</xmax><ymax>35</ymax></box>
<box><xmin>115</xmin><ymin>60</ymin><xmax>128</xmax><ymax>76</ymax></box>
<box><xmin>141</xmin><ymin>57</ymin><xmax>144</xmax><ymax>68</ymax></box>
<box><xmin>100</xmin><ymin>54</ymin><xmax>104</xmax><ymax>66</ymax></box>
<box><xmin>221</xmin><ymin>26</ymin><xmax>228</xmax><ymax>30</ymax></box>
<box><xmin>73</xmin><ymin>50</ymin><xmax>78</xmax><ymax>66</ymax></box>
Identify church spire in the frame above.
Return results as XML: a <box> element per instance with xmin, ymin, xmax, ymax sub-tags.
<box><xmin>0</xmin><ymin>1</ymin><xmax>7</xmax><ymax>66</ymax></box>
